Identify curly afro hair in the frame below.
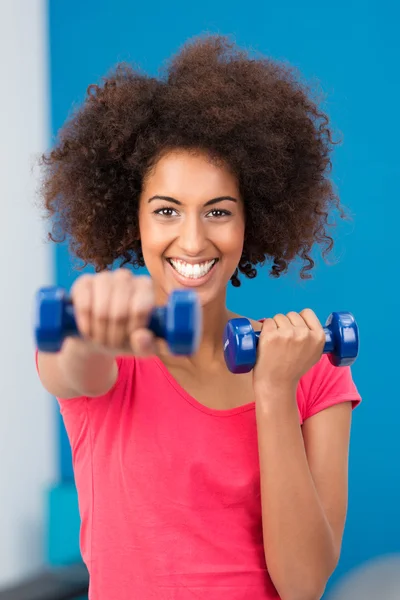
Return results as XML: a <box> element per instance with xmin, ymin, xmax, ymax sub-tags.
<box><xmin>40</xmin><ymin>34</ymin><xmax>345</xmax><ymax>286</ymax></box>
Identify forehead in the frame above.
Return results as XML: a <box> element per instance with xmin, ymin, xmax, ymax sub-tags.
<box><xmin>143</xmin><ymin>150</ymin><xmax>239</xmax><ymax>199</ymax></box>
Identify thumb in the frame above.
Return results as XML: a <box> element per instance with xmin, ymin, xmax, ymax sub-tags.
<box><xmin>129</xmin><ymin>328</ymin><xmax>157</xmax><ymax>358</ymax></box>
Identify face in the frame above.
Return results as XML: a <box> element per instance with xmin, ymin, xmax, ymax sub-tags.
<box><xmin>138</xmin><ymin>150</ymin><xmax>245</xmax><ymax>306</ymax></box>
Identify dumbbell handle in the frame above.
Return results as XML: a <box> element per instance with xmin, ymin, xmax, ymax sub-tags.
<box><xmin>36</xmin><ymin>285</ymin><xmax>202</xmax><ymax>355</ymax></box>
<box><xmin>224</xmin><ymin>310</ymin><xmax>358</xmax><ymax>374</ymax></box>
<box><xmin>53</xmin><ymin>296</ymin><xmax>168</xmax><ymax>342</ymax></box>
<box><xmin>253</xmin><ymin>327</ymin><xmax>335</xmax><ymax>354</ymax></box>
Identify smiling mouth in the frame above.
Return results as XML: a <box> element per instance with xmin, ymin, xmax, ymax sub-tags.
<box><xmin>166</xmin><ymin>258</ymin><xmax>219</xmax><ymax>279</ymax></box>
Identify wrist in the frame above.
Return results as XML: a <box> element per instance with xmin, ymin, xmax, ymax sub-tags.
<box><xmin>62</xmin><ymin>337</ymin><xmax>115</xmax><ymax>358</ymax></box>
<box><xmin>254</xmin><ymin>378</ymin><xmax>298</xmax><ymax>399</ymax></box>
<box><xmin>254</xmin><ymin>380</ymin><xmax>298</xmax><ymax>414</ymax></box>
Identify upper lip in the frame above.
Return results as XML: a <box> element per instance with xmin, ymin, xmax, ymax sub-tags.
<box><xmin>166</xmin><ymin>257</ymin><xmax>218</xmax><ymax>265</ymax></box>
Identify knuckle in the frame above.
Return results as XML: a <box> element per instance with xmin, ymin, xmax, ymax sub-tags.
<box><xmin>286</xmin><ymin>311</ymin><xmax>298</xmax><ymax>319</ymax></box>
<box><xmin>267</xmin><ymin>330</ymin><xmax>279</xmax><ymax>341</ymax></box>
<box><xmin>113</xmin><ymin>268</ymin><xmax>132</xmax><ymax>281</ymax></box>
<box><xmin>75</xmin><ymin>298</ymin><xmax>92</xmax><ymax>317</ymax></box>
<box><xmin>110</xmin><ymin>308</ymin><xmax>128</xmax><ymax>326</ymax></box>
<box><xmin>260</xmin><ymin>331</ymin><xmax>271</xmax><ymax>343</ymax></box>
<box><xmin>132</xmin><ymin>302</ymin><xmax>151</xmax><ymax>323</ymax></box>
<box><xmin>129</xmin><ymin>329</ymin><xmax>148</xmax><ymax>354</ymax></box>
<box><xmin>71</xmin><ymin>274</ymin><xmax>92</xmax><ymax>294</ymax></box>
<box><xmin>135</xmin><ymin>275</ymin><xmax>153</xmax><ymax>291</ymax></box>
<box><xmin>296</xmin><ymin>329</ymin><xmax>309</xmax><ymax>342</ymax></box>
<box><xmin>94</xmin><ymin>309</ymin><xmax>108</xmax><ymax>323</ymax></box>
<box><xmin>282</xmin><ymin>329</ymin><xmax>294</xmax><ymax>339</ymax></box>
<box><xmin>94</xmin><ymin>270</ymin><xmax>112</xmax><ymax>286</ymax></box>
<box><xmin>76</xmin><ymin>302</ymin><xmax>91</xmax><ymax>317</ymax></box>
<box><xmin>93</xmin><ymin>305</ymin><xmax>110</xmax><ymax>323</ymax></box>
<box><xmin>260</xmin><ymin>319</ymin><xmax>276</xmax><ymax>336</ymax></box>
<box><xmin>77</xmin><ymin>318</ymin><xmax>90</xmax><ymax>337</ymax></box>
<box><xmin>106</xmin><ymin>327</ymin><xmax>122</xmax><ymax>347</ymax></box>
<box><xmin>262</xmin><ymin>317</ymin><xmax>275</xmax><ymax>327</ymax></box>
<box><xmin>133</xmin><ymin>283</ymin><xmax>154</xmax><ymax>312</ymax></box>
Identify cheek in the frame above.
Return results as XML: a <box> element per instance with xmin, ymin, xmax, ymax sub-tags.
<box><xmin>138</xmin><ymin>212</ymin><xmax>166</xmax><ymax>253</ymax></box>
<box><xmin>216</xmin><ymin>221</ymin><xmax>245</xmax><ymax>255</ymax></box>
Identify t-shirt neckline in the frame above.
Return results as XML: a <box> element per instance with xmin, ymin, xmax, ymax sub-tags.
<box><xmin>153</xmin><ymin>356</ymin><xmax>256</xmax><ymax>418</ymax></box>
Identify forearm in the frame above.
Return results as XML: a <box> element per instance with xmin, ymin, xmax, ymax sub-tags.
<box><xmin>256</xmin><ymin>387</ymin><xmax>337</xmax><ymax>600</ymax></box>
<box><xmin>38</xmin><ymin>338</ymin><xmax>117</xmax><ymax>398</ymax></box>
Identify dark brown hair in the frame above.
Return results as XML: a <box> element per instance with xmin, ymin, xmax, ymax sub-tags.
<box><xmin>40</xmin><ymin>34</ymin><xmax>344</xmax><ymax>286</ymax></box>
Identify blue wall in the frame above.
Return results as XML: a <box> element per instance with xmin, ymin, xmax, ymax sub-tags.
<box><xmin>49</xmin><ymin>0</ymin><xmax>400</xmax><ymax>592</ymax></box>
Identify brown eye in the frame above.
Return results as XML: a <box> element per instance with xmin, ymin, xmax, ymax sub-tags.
<box><xmin>208</xmin><ymin>209</ymin><xmax>231</xmax><ymax>218</ymax></box>
<box><xmin>153</xmin><ymin>207</ymin><xmax>178</xmax><ymax>217</ymax></box>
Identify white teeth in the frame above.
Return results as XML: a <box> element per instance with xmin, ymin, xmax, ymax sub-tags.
<box><xmin>169</xmin><ymin>258</ymin><xmax>217</xmax><ymax>279</ymax></box>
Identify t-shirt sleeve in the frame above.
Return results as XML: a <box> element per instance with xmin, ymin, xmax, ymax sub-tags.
<box><xmin>34</xmin><ymin>350</ymin><xmax>128</xmax><ymax>450</ymax></box>
<box><xmin>300</xmin><ymin>354</ymin><xmax>362</xmax><ymax>422</ymax></box>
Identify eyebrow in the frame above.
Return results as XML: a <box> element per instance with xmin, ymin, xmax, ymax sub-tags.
<box><xmin>147</xmin><ymin>195</ymin><xmax>238</xmax><ymax>207</ymax></box>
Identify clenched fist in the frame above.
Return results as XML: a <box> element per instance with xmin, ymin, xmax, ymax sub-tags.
<box><xmin>70</xmin><ymin>269</ymin><xmax>157</xmax><ymax>357</ymax></box>
<box><xmin>253</xmin><ymin>309</ymin><xmax>326</xmax><ymax>394</ymax></box>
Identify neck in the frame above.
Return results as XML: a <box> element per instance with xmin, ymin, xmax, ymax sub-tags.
<box><xmin>156</xmin><ymin>287</ymin><xmax>234</xmax><ymax>366</ymax></box>
<box><xmin>196</xmin><ymin>295</ymin><xmax>233</xmax><ymax>360</ymax></box>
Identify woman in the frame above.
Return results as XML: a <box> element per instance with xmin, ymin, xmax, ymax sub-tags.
<box><xmin>37</xmin><ymin>34</ymin><xmax>361</xmax><ymax>600</ymax></box>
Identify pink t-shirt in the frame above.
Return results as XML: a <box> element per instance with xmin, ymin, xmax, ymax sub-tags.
<box><xmin>51</xmin><ymin>353</ymin><xmax>361</xmax><ymax>600</ymax></box>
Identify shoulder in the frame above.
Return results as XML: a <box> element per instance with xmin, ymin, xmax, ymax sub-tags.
<box><xmin>298</xmin><ymin>354</ymin><xmax>361</xmax><ymax>422</ymax></box>
<box><xmin>56</xmin><ymin>354</ymin><xmax>159</xmax><ymax>413</ymax></box>
<box><xmin>57</xmin><ymin>355</ymin><xmax>164</xmax><ymax>433</ymax></box>
<box><xmin>101</xmin><ymin>354</ymin><xmax>165</xmax><ymax>399</ymax></box>
<box><xmin>239</xmin><ymin>315</ymin><xmax>361</xmax><ymax>421</ymax></box>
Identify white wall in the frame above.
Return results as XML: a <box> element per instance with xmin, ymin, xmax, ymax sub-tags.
<box><xmin>0</xmin><ymin>0</ymin><xmax>55</xmax><ymax>587</ymax></box>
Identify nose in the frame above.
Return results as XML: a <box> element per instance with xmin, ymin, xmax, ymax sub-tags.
<box><xmin>178</xmin><ymin>213</ymin><xmax>207</xmax><ymax>256</ymax></box>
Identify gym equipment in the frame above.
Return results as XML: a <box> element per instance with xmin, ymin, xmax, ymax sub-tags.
<box><xmin>35</xmin><ymin>286</ymin><xmax>201</xmax><ymax>355</ymax></box>
<box><xmin>223</xmin><ymin>311</ymin><xmax>359</xmax><ymax>374</ymax></box>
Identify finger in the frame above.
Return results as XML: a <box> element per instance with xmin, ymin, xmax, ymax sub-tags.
<box><xmin>107</xmin><ymin>269</ymin><xmax>134</xmax><ymax>349</ymax></box>
<box><xmin>286</xmin><ymin>311</ymin><xmax>308</xmax><ymax>328</ymax></box>
<box><xmin>70</xmin><ymin>275</ymin><xmax>93</xmax><ymax>339</ymax></box>
<box><xmin>91</xmin><ymin>272</ymin><xmax>113</xmax><ymax>345</ymax></box>
<box><xmin>260</xmin><ymin>317</ymin><xmax>278</xmax><ymax>334</ymax></box>
<box><xmin>129</xmin><ymin>328</ymin><xmax>156</xmax><ymax>358</ymax></box>
<box><xmin>129</xmin><ymin>276</ymin><xmax>155</xmax><ymax>333</ymax></box>
<box><xmin>299</xmin><ymin>308</ymin><xmax>323</xmax><ymax>331</ymax></box>
<box><xmin>273</xmin><ymin>313</ymin><xmax>292</xmax><ymax>329</ymax></box>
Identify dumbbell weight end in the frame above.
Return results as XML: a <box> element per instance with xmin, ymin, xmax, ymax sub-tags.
<box><xmin>223</xmin><ymin>311</ymin><xmax>359</xmax><ymax>374</ymax></box>
<box><xmin>35</xmin><ymin>286</ymin><xmax>201</xmax><ymax>356</ymax></box>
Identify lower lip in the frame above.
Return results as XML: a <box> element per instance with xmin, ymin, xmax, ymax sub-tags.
<box><xmin>166</xmin><ymin>260</ymin><xmax>218</xmax><ymax>287</ymax></box>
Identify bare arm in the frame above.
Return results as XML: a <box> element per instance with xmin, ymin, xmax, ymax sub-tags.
<box><xmin>36</xmin><ymin>270</ymin><xmax>156</xmax><ymax>399</ymax></box>
<box><xmin>256</xmin><ymin>392</ymin><xmax>352</xmax><ymax>600</ymax></box>
<box><xmin>37</xmin><ymin>338</ymin><xmax>118</xmax><ymax>399</ymax></box>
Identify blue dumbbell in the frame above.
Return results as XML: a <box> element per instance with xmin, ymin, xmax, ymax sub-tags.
<box><xmin>35</xmin><ymin>286</ymin><xmax>202</xmax><ymax>355</ymax></box>
<box><xmin>223</xmin><ymin>311</ymin><xmax>359</xmax><ymax>374</ymax></box>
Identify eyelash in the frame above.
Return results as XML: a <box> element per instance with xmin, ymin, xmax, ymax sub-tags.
<box><xmin>153</xmin><ymin>206</ymin><xmax>232</xmax><ymax>218</ymax></box>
